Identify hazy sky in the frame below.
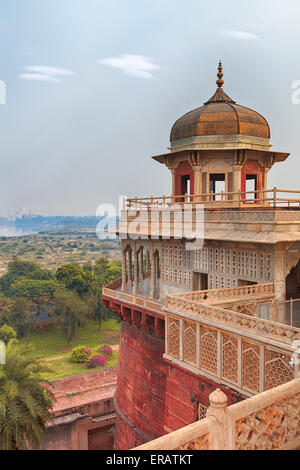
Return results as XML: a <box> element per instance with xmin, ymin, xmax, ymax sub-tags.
<box><xmin>1</xmin><ymin>0</ymin><xmax>300</xmax><ymax>216</ymax></box>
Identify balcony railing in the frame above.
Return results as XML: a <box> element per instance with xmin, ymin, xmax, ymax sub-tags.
<box><xmin>165</xmin><ymin>296</ymin><xmax>299</xmax><ymax>345</ymax></box>
<box><xmin>125</xmin><ymin>188</ymin><xmax>300</xmax><ymax>210</ymax></box>
<box><xmin>134</xmin><ymin>376</ymin><xmax>300</xmax><ymax>450</ymax></box>
<box><xmin>102</xmin><ymin>279</ymin><xmax>164</xmax><ymax>316</ymax></box>
<box><xmin>168</xmin><ymin>283</ymin><xmax>274</xmax><ymax>304</ymax></box>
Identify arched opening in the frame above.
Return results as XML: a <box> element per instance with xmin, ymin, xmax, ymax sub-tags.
<box><xmin>241</xmin><ymin>160</ymin><xmax>263</xmax><ymax>203</ymax></box>
<box><xmin>175</xmin><ymin>161</ymin><xmax>194</xmax><ymax>200</ymax></box>
<box><xmin>286</xmin><ymin>259</ymin><xmax>300</xmax><ymax>300</ymax></box>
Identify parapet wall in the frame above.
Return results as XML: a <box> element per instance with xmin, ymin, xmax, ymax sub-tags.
<box><xmin>41</xmin><ymin>368</ymin><xmax>117</xmax><ymax>450</ymax></box>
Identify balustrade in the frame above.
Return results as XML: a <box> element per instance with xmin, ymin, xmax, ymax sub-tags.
<box><xmin>134</xmin><ymin>377</ymin><xmax>300</xmax><ymax>450</ymax></box>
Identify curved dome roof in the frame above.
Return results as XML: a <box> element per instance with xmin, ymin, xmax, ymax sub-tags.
<box><xmin>170</xmin><ymin>63</ymin><xmax>270</xmax><ymax>143</ymax></box>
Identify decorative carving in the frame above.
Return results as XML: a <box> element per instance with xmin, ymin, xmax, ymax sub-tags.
<box><xmin>265</xmin><ymin>348</ymin><xmax>294</xmax><ymax>390</ymax></box>
<box><xmin>242</xmin><ymin>342</ymin><xmax>260</xmax><ymax>393</ymax></box>
<box><xmin>168</xmin><ymin>319</ymin><xmax>180</xmax><ymax>358</ymax></box>
<box><xmin>183</xmin><ymin>321</ymin><xmax>197</xmax><ymax>365</ymax></box>
<box><xmin>177</xmin><ymin>433</ymin><xmax>211</xmax><ymax>450</ymax></box>
<box><xmin>235</xmin><ymin>393</ymin><xmax>300</xmax><ymax>450</ymax></box>
<box><xmin>222</xmin><ymin>335</ymin><xmax>238</xmax><ymax>384</ymax></box>
<box><xmin>200</xmin><ymin>328</ymin><xmax>218</xmax><ymax>375</ymax></box>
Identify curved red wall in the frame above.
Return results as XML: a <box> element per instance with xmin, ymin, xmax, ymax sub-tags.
<box><xmin>114</xmin><ymin>321</ymin><xmax>167</xmax><ymax>450</ymax></box>
<box><xmin>114</xmin><ymin>319</ymin><xmax>244</xmax><ymax>450</ymax></box>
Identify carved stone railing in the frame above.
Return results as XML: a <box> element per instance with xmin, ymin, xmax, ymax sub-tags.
<box><xmin>104</xmin><ymin>278</ymin><xmax>122</xmax><ymax>291</ymax></box>
<box><xmin>102</xmin><ymin>282</ymin><xmax>164</xmax><ymax>316</ymax></box>
<box><xmin>168</xmin><ymin>283</ymin><xmax>274</xmax><ymax>304</ymax></box>
<box><xmin>133</xmin><ymin>377</ymin><xmax>300</xmax><ymax>450</ymax></box>
<box><xmin>227</xmin><ymin>377</ymin><xmax>300</xmax><ymax>450</ymax></box>
<box><xmin>125</xmin><ymin>188</ymin><xmax>300</xmax><ymax>210</ymax></box>
<box><xmin>133</xmin><ymin>415</ymin><xmax>217</xmax><ymax>450</ymax></box>
<box><xmin>165</xmin><ymin>297</ymin><xmax>299</xmax><ymax>345</ymax></box>
<box><xmin>164</xmin><ymin>307</ymin><xmax>299</xmax><ymax>396</ymax></box>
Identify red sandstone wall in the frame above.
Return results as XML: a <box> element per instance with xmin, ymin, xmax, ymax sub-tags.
<box><xmin>114</xmin><ymin>321</ymin><xmax>167</xmax><ymax>450</ymax></box>
<box><xmin>41</xmin><ymin>369</ymin><xmax>117</xmax><ymax>450</ymax></box>
<box><xmin>175</xmin><ymin>161</ymin><xmax>195</xmax><ymax>197</ymax></box>
<box><xmin>115</xmin><ymin>321</ymin><xmax>244</xmax><ymax>450</ymax></box>
<box><xmin>48</xmin><ymin>368</ymin><xmax>117</xmax><ymax>398</ymax></box>
<box><xmin>88</xmin><ymin>426</ymin><xmax>114</xmax><ymax>450</ymax></box>
<box><xmin>164</xmin><ymin>362</ymin><xmax>242</xmax><ymax>433</ymax></box>
<box><xmin>241</xmin><ymin>159</ymin><xmax>264</xmax><ymax>199</ymax></box>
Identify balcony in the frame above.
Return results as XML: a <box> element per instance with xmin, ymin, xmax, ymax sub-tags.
<box><xmin>125</xmin><ymin>187</ymin><xmax>300</xmax><ymax>210</ymax></box>
<box><xmin>103</xmin><ymin>279</ymin><xmax>300</xmax><ymax>397</ymax></box>
<box><xmin>102</xmin><ymin>278</ymin><xmax>165</xmax><ymax>319</ymax></box>
<box><xmin>164</xmin><ymin>283</ymin><xmax>300</xmax><ymax>397</ymax></box>
<box><xmin>118</xmin><ymin>188</ymin><xmax>300</xmax><ymax>243</ymax></box>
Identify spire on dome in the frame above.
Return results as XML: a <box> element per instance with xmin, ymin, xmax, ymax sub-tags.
<box><xmin>216</xmin><ymin>61</ymin><xmax>224</xmax><ymax>88</ymax></box>
<box><xmin>204</xmin><ymin>61</ymin><xmax>236</xmax><ymax>105</ymax></box>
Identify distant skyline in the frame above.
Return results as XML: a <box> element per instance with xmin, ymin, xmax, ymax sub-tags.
<box><xmin>1</xmin><ymin>0</ymin><xmax>300</xmax><ymax>216</ymax></box>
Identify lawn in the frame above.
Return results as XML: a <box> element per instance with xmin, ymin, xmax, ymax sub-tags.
<box><xmin>20</xmin><ymin>318</ymin><xmax>121</xmax><ymax>380</ymax></box>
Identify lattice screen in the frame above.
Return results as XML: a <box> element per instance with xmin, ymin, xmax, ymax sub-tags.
<box><xmin>168</xmin><ymin>318</ymin><xmax>180</xmax><ymax>358</ymax></box>
<box><xmin>161</xmin><ymin>241</ymin><xmax>274</xmax><ymax>291</ymax></box>
<box><xmin>183</xmin><ymin>321</ymin><xmax>197</xmax><ymax>365</ymax></box>
<box><xmin>264</xmin><ymin>348</ymin><xmax>294</xmax><ymax>390</ymax></box>
<box><xmin>198</xmin><ymin>403</ymin><xmax>208</xmax><ymax>421</ymax></box>
<box><xmin>222</xmin><ymin>334</ymin><xmax>238</xmax><ymax>384</ymax></box>
<box><xmin>200</xmin><ymin>327</ymin><xmax>218</xmax><ymax>375</ymax></box>
<box><xmin>242</xmin><ymin>341</ymin><xmax>260</xmax><ymax>393</ymax></box>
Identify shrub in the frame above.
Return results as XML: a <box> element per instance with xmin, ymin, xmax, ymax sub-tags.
<box><xmin>98</xmin><ymin>344</ymin><xmax>113</xmax><ymax>359</ymax></box>
<box><xmin>86</xmin><ymin>355</ymin><xmax>107</xmax><ymax>369</ymax></box>
<box><xmin>70</xmin><ymin>345</ymin><xmax>92</xmax><ymax>363</ymax></box>
<box><xmin>0</xmin><ymin>325</ymin><xmax>17</xmax><ymax>344</ymax></box>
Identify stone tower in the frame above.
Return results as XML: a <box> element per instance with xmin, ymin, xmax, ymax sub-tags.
<box><xmin>103</xmin><ymin>63</ymin><xmax>300</xmax><ymax>450</ymax></box>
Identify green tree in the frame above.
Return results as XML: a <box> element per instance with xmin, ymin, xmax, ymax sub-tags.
<box><xmin>3</xmin><ymin>298</ymin><xmax>31</xmax><ymax>338</ymax></box>
<box><xmin>0</xmin><ymin>259</ymin><xmax>54</xmax><ymax>297</ymax></box>
<box><xmin>0</xmin><ymin>325</ymin><xmax>17</xmax><ymax>344</ymax></box>
<box><xmin>87</xmin><ymin>285</ymin><xmax>107</xmax><ymax>331</ymax></box>
<box><xmin>54</xmin><ymin>290</ymin><xmax>88</xmax><ymax>343</ymax></box>
<box><xmin>10</xmin><ymin>279</ymin><xmax>60</xmax><ymax>300</ymax></box>
<box><xmin>0</xmin><ymin>343</ymin><xmax>54</xmax><ymax>450</ymax></box>
<box><xmin>56</xmin><ymin>264</ymin><xmax>95</xmax><ymax>298</ymax></box>
<box><xmin>94</xmin><ymin>258</ymin><xmax>122</xmax><ymax>286</ymax></box>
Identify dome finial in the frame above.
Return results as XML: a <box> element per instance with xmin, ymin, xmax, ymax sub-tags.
<box><xmin>216</xmin><ymin>60</ymin><xmax>224</xmax><ymax>88</ymax></box>
<box><xmin>204</xmin><ymin>62</ymin><xmax>236</xmax><ymax>105</ymax></box>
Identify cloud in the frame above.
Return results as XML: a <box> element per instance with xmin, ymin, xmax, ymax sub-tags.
<box><xmin>19</xmin><ymin>66</ymin><xmax>74</xmax><ymax>82</ymax></box>
<box><xmin>219</xmin><ymin>30</ymin><xmax>261</xmax><ymax>41</ymax></box>
<box><xmin>99</xmin><ymin>54</ymin><xmax>160</xmax><ymax>79</ymax></box>
<box><xmin>19</xmin><ymin>73</ymin><xmax>60</xmax><ymax>82</ymax></box>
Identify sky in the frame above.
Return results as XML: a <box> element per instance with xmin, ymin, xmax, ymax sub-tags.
<box><xmin>1</xmin><ymin>0</ymin><xmax>300</xmax><ymax>216</ymax></box>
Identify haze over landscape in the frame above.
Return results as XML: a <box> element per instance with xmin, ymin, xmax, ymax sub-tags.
<box><xmin>1</xmin><ymin>0</ymin><xmax>300</xmax><ymax>216</ymax></box>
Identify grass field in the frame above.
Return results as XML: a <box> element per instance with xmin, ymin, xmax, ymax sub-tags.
<box><xmin>20</xmin><ymin>318</ymin><xmax>121</xmax><ymax>380</ymax></box>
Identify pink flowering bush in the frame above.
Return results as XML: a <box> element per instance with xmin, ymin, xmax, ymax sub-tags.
<box><xmin>86</xmin><ymin>355</ymin><xmax>107</xmax><ymax>369</ymax></box>
<box><xmin>71</xmin><ymin>346</ymin><xmax>92</xmax><ymax>363</ymax></box>
<box><xmin>98</xmin><ymin>344</ymin><xmax>113</xmax><ymax>359</ymax></box>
